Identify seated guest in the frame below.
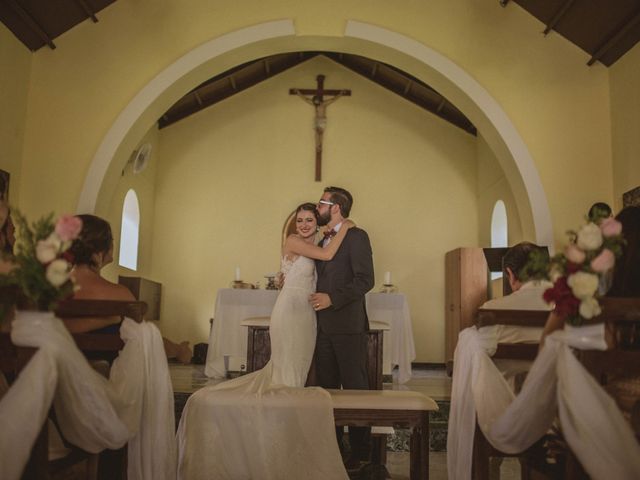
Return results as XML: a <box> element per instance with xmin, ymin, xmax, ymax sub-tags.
<box><xmin>480</xmin><ymin>242</ymin><xmax>552</xmax><ymax>343</ymax></box>
<box><xmin>67</xmin><ymin>214</ymin><xmax>192</xmax><ymax>363</ymax></box>
<box><xmin>588</xmin><ymin>201</ymin><xmax>613</xmax><ymax>224</ymax></box>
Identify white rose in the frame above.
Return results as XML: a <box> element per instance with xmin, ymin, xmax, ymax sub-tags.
<box><xmin>567</xmin><ymin>271</ymin><xmax>599</xmax><ymax>300</ymax></box>
<box><xmin>35</xmin><ymin>233</ymin><xmax>62</xmax><ymax>264</ymax></box>
<box><xmin>576</xmin><ymin>223</ymin><xmax>603</xmax><ymax>251</ymax></box>
<box><xmin>579</xmin><ymin>297</ymin><xmax>602</xmax><ymax>319</ymax></box>
<box><xmin>46</xmin><ymin>259</ymin><xmax>70</xmax><ymax>287</ymax></box>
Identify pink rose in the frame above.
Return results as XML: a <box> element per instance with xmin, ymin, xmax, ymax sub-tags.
<box><xmin>565</xmin><ymin>244</ymin><xmax>586</xmax><ymax>264</ymax></box>
<box><xmin>590</xmin><ymin>248</ymin><xmax>615</xmax><ymax>273</ymax></box>
<box><xmin>600</xmin><ymin>217</ymin><xmax>622</xmax><ymax>237</ymax></box>
<box><xmin>55</xmin><ymin>215</ymin><xmax>82</xmax><ymax>242</ymax></box>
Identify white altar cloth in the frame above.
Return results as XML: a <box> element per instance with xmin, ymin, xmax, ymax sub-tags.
<box><xmin>205</xmin><ymin>289</ymin><xmax>416</xmax><ymax>383</ymax></box>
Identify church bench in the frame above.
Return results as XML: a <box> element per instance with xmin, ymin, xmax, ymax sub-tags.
<box><xmin>1</xmin><ymin>300</ymin><xmax>147</xmax><ymax>480</ymax></box>
<box><xmin>472</xmin><ymin>299</ymin><xmax>640</xmax><ymax>480</ymax></box>
<box><xmin>329</xmin><ymin>389</ymin><xmax>438</xmax><ymax>480</ymax></box>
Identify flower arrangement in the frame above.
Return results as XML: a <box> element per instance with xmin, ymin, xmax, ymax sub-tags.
<box><xmin>0</xmin><ymin>212</ymin><xmax>82</xmax><ymax>312</ymax></box>
<box><xmin>527</xmin><ymin>213</ymin><xmax>625</xmax><ymax>325</ymax></box>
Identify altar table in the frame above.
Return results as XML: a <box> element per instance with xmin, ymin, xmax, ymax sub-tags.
<box><xmin>204</xmin><ymin>289</ymin><xmax>416</xmax><ymax>383</ymax></box>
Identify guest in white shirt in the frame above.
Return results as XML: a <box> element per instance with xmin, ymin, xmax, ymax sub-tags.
<box><xmin>480</xmin><ymin>242</ymin><xmax>552</xmax><ymax>344</ymax></box>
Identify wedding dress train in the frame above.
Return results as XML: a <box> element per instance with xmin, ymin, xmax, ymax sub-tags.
<box><xmin>177</xmin><ymin>256</ymin><xmax>348</xmax><ymax>480</ymax></box>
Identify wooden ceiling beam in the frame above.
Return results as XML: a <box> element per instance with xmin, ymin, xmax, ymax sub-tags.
<box><xmin>543</xmin><ymin>0</ymin><xmax>575</xmax><ymax>36</ymax></box>
<box><xmin>403</xmin><ymin>80</ymin><xmax>412</xmax><ymax>95</ymax></box>
<box><xmin>74</xmin><ymin>0</ymin><xmax>98</xmax><ymax>23</ymax></box>
<box><xmin>5</xmin><ymin>0</ymin><xmax>55</xmax><ymax>49</ymax></box>
<box><xmin>588</xmin><ymin>10</ymin><xmax>640</xmax><ymax>66</ymax></box>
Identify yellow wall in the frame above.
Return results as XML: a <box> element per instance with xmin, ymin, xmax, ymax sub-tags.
<box><xmin>6</xmin><ymin>0</ymin><xmax>619</xmax><ymax>361</ymax></box>
<box><xmin>477</xmin><ymin>134</ymin><xmax>524</xmax><ymax>247</ymax></box>
<box><xmin>16</xmin><ymin>0</ymin><xmax>611</xmax><ymax>240</ymax></box>
<box><xmin>0</xmin><ymin>23</ymin><xmax>31</xmax><ymax>204</ymax></box>
<box><xmin>149</xmin><ymin>56</ymin><xmax>477</xmax><ymax>362</ymax></box>
<box><xmin>99</xmin><ymin>127</ymin><xmax>160</xmax><ymax>284</ymax></box>
<box><xmin>610</xmin><ymin>43</ymin><xmax>640</xmax><ymax>209</ymax></box>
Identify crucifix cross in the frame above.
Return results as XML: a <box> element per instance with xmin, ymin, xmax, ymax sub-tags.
<box><xmin>289</xmin><ymin>74</ymin><xmax>351</xmax><ymax>181</ymax></box>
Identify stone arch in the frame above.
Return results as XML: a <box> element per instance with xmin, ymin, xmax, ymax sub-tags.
<box><xmin>79</xmin><ymin>19</ymin><xmax>552</xmax><ymax>247</ymax></box>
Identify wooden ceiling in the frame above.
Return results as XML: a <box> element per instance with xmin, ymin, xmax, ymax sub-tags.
<box><xmin>0</xmin><ymin>0</ymin><xmax>116</xmax><ymax>51</ymax></box>
<box><xmin>2</xmin><ymin>1</ymin><xmax>640</xmax><ymax>131</ymax></box>
<box><xmin>502</xmin><ymin>0</ymin><xmax>640</xmax><ymax>66</ymax></box>
<box><xmin>158</xmin><ymin>52</ymin><xmax>478</xmax><ymax>135</ymax></box>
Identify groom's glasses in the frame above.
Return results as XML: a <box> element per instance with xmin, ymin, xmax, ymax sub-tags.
<box><xmin>318</xmin><ymin>200</ymin><xmax>335</xmax><ymax>206</ymax></box>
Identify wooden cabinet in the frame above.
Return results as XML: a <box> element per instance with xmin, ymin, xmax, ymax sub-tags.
<box><xmin>245</xmin><ymin>325</ymin><xmax>384</xmax><ymax>390</ymax></box>
<box><xmin>444</xmin><ymin>248</ymin><xmax>488</xmax><ymax>363</ymax></box>
<box><xmin>118</xmin><ymin>276</ymin><xmax>162</xmax><ymax>320</ymax></box>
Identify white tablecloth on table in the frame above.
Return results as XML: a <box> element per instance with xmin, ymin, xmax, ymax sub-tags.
<box><xmin>366</xmin><ymin>292</ymin><xmax>416</xmax><ymax>384</ymax></box>
<box><xmin>204</xmin><ymin>289</ymin><xmax>416</xmax><ymax>383</ymax></box>
<box><xmin>204</xmin><ymin>289</ymin><xmax>279</xmax><ymax>378</ymax></box>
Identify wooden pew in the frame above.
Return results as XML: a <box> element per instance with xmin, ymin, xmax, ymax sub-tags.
<box><xmin>330</xmin><ymin>389</ymin><xmax>438</xmax><ymax>480</ymax></box>
<box><xmin>0</xmin><ymin>300</ymin><xmax>147</xmax><ymax>480</ymax></box>
<box><xmin>472</xmin><ymin>298</ymin><xmax>640</xmax><ymax>480</ymax></box>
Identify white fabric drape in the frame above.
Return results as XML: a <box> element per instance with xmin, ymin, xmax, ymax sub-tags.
<box><xmin>177</xmin><ymin>362</ymin><xmax>349</xmax><ymax>480</ymax></box>
<box><xmin>0</xmin><ymin>311</ymin><xmax>176</xmax><ymax>480</ymax></box>
<box><xmin>447</xmin><ymin>324</ymin><xmax>640</xmax><ymax>480</ymax></box>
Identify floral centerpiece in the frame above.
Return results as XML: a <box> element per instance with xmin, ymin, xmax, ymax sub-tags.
<box><xmin>0</xmin><ymin>212</ymin><xmax>82</xmax><ymax>313</ymax></box>
<box><xmin>527</xmin><ymin>212</ymin><xmax>625</xmax><ymax>325</ymax></box>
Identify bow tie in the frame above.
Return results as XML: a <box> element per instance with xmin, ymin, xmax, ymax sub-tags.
<box><xmin>323</xmin><ymin>229</ymin><xmax>337</xmax><ymax>240</ymax></box>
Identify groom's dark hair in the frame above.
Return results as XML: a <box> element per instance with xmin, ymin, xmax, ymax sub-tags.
<box><xmin>324</xmin><ymin>186</ymin><xmax>353</xmax><ymax>217</ymax></box>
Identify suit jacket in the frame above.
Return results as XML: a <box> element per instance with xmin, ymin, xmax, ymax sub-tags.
<box><xmin>315</xmin><ymin>227</ymin><xmax>375</xmax><ymax>334</ymax></box>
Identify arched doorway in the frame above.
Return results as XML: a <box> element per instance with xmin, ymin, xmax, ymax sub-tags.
<box><xmin>79</xmin><ymin>19</ymin><xmax>552</xmax><ymax>247</ymax></box>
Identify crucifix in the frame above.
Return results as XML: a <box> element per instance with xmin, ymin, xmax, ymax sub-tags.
<box><xmin>290</xmin><ymin>75</ymin><xmax>351</xmax><ymax>181</ymax></box>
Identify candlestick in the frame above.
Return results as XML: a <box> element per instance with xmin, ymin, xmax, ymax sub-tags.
<box><xmin>235</xmin><ymin>267</ymin><xmax>241</xmax><ymax>281</ymax></box>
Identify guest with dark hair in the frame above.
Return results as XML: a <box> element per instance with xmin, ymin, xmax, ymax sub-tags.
<box><xmin>480</xmin><ymin>242</ymin><xmax>552</xmax><ymax>343</ymax></box>
<box><xmin>67</xmin><ymin>214</ymin><xmax>192</xmax><ymax>363</ymax></box>
<box><xmin>588</xmin><ymin>202</ymin><xmax>612</xmax><ymax>224</ymax></box>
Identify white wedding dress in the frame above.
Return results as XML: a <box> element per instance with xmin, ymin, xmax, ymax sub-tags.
<box><xmin>177</xmin><ymin>255</ymin><xmax>348</xmax><ymax>480</ymax></box>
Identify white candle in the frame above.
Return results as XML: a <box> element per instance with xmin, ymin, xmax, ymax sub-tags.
<box><xmin>235</xmin><ymin>267</ymin><xmax>241</xmax><ymax>281</ymax></box>
<box><xmin>384</xmin><ymin>271</ymin><xmax>392</xmax><ymax>285</ymax></box>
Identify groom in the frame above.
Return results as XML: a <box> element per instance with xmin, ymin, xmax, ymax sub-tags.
<box><xmin>309</xmin><ymin>186</ymin><xmax>375</xmax><ymax>468</ymax></box>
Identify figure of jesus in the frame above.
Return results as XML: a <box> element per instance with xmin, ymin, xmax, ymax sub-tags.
<box><xmin>291</xmin><ymin>89</ymin><xmax>349</xmax><ymax>157</ymax></box>
<box><xmin>290</xmin><ymin>75</ymin><xmax>351</xmax><ymax>181</ymax></box>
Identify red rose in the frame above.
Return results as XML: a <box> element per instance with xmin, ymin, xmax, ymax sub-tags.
<box><xmin>544</xmin><ymin>277</ymin><xmax>580</xmax><ymax>317</ymax></box>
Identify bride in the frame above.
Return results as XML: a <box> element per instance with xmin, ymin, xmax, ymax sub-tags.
<box><xmin>177</xmin><ymin>203</ymin><xmax>353</xmax><ymax>480</ymax></box>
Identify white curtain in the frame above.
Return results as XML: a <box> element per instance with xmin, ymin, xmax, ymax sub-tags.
<box><xmin>448</xmin><ymin>324</ymin><xmax>640</xmax><ymax>480</ymax></box>
<box><xmin>0</xmin><ymin>311</ymin><xmax>176</xmax><ymax>480</ymax></box>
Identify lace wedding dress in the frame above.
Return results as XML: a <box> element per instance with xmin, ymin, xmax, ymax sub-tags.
<box><xmin>177</xmin><ymin>255</ymin><xmax>348</xmax><ymax>480</ymax></box>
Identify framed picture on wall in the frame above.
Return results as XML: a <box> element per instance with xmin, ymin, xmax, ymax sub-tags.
<box><xmin>623</xmin><ymin>186</ymin><xmax>640</xmax><ymax>207</ymax></box>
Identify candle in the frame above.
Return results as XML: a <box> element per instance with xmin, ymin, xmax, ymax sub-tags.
<box><xmin>384</xmin><ymin>271</ymin><xmax>392</xmax><ymax>285</ymax></box>
<box><xmin>235</xmin><ymin>267</ymin><xmax>241</xmax><ymax>281</ymax></box>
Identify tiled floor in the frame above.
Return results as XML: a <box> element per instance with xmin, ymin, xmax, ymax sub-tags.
<box><xmin>170</xmin><ymin>363</ymin><xmax>520</xmax><ymax>479</ymax></box>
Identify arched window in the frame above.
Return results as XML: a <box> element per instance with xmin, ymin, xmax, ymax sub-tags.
<box><xmin>491</xmin><ymin>200</ymin><xmax>508</xmax><ymax>279</ymax></box>
<box><xmin>119</xmin><ymin>189</ymin><xmax>140</xmax><ymax>270</ymax></box>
